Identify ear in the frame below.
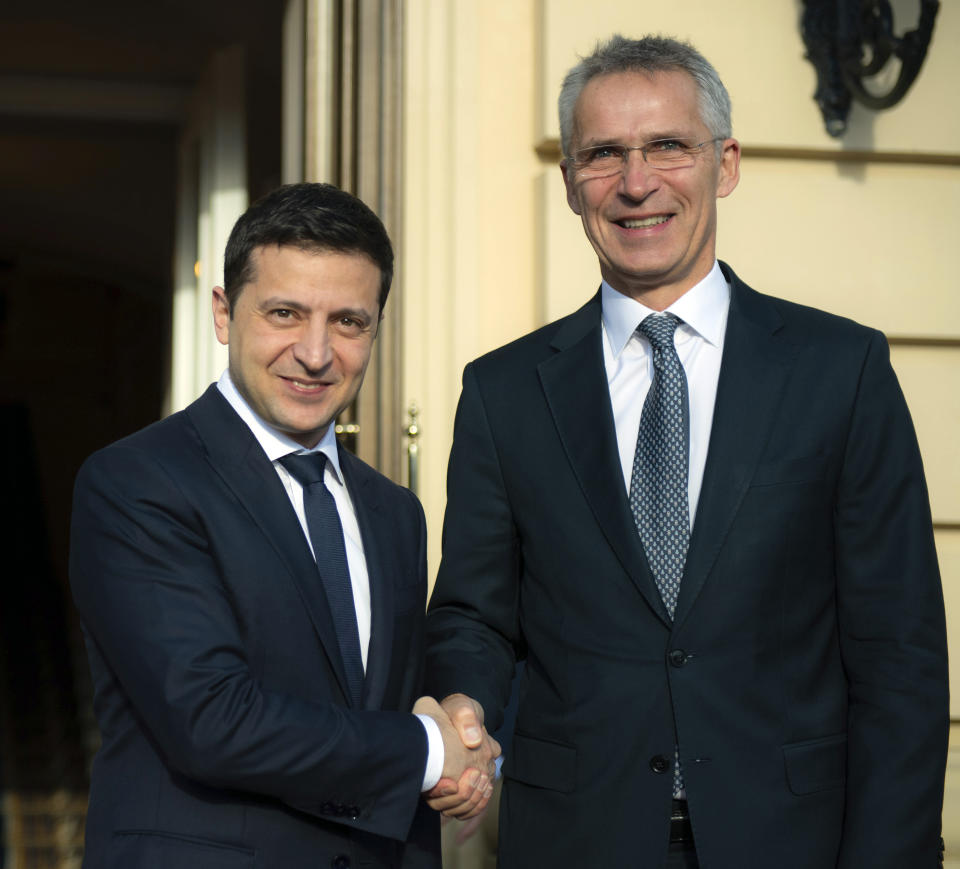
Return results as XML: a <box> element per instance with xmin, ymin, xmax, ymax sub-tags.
<box><xmin>716</xmin><ymin>138</ymin><xmax>741</xmax><ymax>199</ymax></box>
<box><xmin>560</xmin><ymin>160</ymin><xmax>582</xmax><ymax>215</ymax></box>
<box><xmin>212</xmin><ymin>287</ymin><xmax>231</xmax><ymax>345</ymax></box>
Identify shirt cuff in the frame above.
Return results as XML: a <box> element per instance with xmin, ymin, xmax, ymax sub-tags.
<box><xmin>416</xmin><ymin>713</ymin><xmax>444</xmax><ymax>792</ymax></box>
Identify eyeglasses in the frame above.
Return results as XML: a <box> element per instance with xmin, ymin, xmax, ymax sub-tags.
<box><xmin>567</xmin><ymin>137</ymin><xmax>724</xmax><ymax>178</ymax></box>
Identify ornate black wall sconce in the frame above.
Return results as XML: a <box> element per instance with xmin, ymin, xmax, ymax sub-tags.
<box><xmin>801</xmin><ymin>0</ymin><xmax>939</xmax><ymax>137</ymax></box>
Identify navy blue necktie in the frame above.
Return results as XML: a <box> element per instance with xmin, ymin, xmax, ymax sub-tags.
<box><xmin>279</xmin><ymin>452</ymin><xmax>364</xmax><ymax>707</ymax></box>
<box><xmin>628</xmin><ymin>313</ymin><xmax>690</xmax><ymax>797</ymax></box>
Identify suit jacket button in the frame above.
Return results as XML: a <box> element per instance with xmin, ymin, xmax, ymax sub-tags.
<box><xmin>331</xmin><ymin>856</ymin><xmax>351</xmax><ymax>869</ymax></box>
<box><xmin>348</xmin><ymin>804</ymin><xmax>361</xmax><ymax>819</ymax></box>
<box><xmin>650</xmin><ymin>755</ymin><xmax>670</xmax><ymax>774</ymax></box>
<box><xmin>320</xmin><ymin>801</ymin><xmax>335</xmax><ymax>814</ymax></box>
<box><xmin>668</xmin><ymin>649</ymin><xmax>687</xmax><ymax>667</ymax></box>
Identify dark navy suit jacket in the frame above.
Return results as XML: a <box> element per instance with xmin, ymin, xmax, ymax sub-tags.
<box><xmin>426</xmin><ymin>263</ymin><xmax>948</xmax><ymax>868</ymax></box>
<box><xmin>71</xmin><ymin>385</ymin><xmax>439</xmax><ymax>869</ymax></box>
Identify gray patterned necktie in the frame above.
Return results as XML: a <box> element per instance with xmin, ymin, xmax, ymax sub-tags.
<box><xmin>628</xmin><ymin>313</ymin><xmax>690</xmax><ymax>797</ymax></box>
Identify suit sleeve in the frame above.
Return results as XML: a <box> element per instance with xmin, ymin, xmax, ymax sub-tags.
<box><xmin>833</xmin><ymin>331</ymin><xmax>949</xmax><ymax>867</ymax></box>
<box><xmin>70</xmin><ymin>443</ymin><xmax>427</xmax><ymax>842</ymax></box>
<box><xmin>425</xmin><ymin>362</ymin><xmax>518</xmax><ymax>732</ymax></box>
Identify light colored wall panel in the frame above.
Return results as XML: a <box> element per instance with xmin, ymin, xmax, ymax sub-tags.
<box><xmin>403</xmin><ymin>0</ymin><xmax>539</xmax><ymax>580</ymax></box>
<box><xmin>718</xmin><ymin>158</ymin><xmax>960</xmax><ymax>337</ymax></box>
<box><xmin>403</xmin><ymin>0</ymin><xmax>461</xmax><ymax>583</ymax></box>
<box><xmin>889</xmin><ymin>346</ymin><xmax>960</xmax><ymax>524</ymax></box>
<box><xmin>937</xmin><ymin>529</ymin><xmax>960</xmax><ymax>720</ymax></box>
<box><xmin>537</xmin><ymin>167</ymin><xmax>602</xmax><ymax>322</ymax></box>
<box><xmin>539</xmin><ymin>0</ymin><xmax>959</xmax><ymax>154</ymax></box>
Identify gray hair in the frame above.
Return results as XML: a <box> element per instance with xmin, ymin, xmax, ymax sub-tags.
<box><xmin>558</xmin><ymin>34</ymin><xmax>732</xmax><ymax>158</ymax></box>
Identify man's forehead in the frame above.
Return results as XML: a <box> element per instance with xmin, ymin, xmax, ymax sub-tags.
<box><xmin>247</xmin><ymin>242</ymin><xmax>378</xmax><ymax>273</ymax></box>
<box><xmin>577</xmin><ymin>68</ymin><xmax>697</xmax><ymax>110</ymax></box>
<box><xmin>237</xmin><ymin>243</ymin><xmax>381</xmax><ymax>305</ymax></box>
<box><xmin>572</xmin><ymin>69</ymin><xmax>702</xmax><ymax>141</ymax></box>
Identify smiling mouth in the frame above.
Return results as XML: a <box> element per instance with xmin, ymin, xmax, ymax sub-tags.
<box><xmin>618</xmin><ymin>215</ymin><xmax>671</xmax><ymax>228</ymax></box>
<box><xmin>285</xmin><ymin>378</ymin><xmax>329</xmax><ymax>392</ymax></box>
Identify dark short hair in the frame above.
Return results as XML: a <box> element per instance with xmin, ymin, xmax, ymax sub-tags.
<box><xmin>222</xmin><ymin>182</ymin><xmax>394</xmax><ymax>314</ymax></box>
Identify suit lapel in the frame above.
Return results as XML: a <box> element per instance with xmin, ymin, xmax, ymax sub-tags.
<box><xmin>338</xmin><ymin>448</ymin><xmax>395</xmax><ymax>711</ymax></box>
<box><xmin>538</xmin><ymin>294</ymin><xmax>671</xmax><ymax>624</ymax></box>
<box><xmin>673</xmin><ymin>266</ymin><xmax>797</xmax><ymax>627</ymax></box>
<box><xmin>185</xmin><ymin>386</ymin><xmax>355</xmax><ymax>704</ymax></box>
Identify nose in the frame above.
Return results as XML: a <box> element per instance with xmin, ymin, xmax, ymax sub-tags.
<box><xmin>292</xmin><ymin>320</ymin><xmax>334</xmax><ymax>372</ymax></box>
<box><xmin>619</xmin><ymin>148</ymin><xmax>661</xmax><ymax>201</ymax></box>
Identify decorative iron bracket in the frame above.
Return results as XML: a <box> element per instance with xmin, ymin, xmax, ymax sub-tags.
<box><xmin>801</xmin><ymin>0</ymin><xmax>939</xmax><ymax>137</ymax></box>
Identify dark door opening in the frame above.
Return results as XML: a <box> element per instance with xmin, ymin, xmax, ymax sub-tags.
<box><xmin>0</xmin><ymin>3</ymin><xmax>282</xmax><ymax>865</ymax></box>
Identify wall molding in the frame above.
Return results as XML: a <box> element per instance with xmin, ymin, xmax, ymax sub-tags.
<box><xmin>887</xmin><ymin>336</ymin><xmax>960</xmax><ymax>348</ymax></box>
<box><xmin>743</xmin><ymin>146</ymin><xmax>960</xmax><ymax>166</ymax></box>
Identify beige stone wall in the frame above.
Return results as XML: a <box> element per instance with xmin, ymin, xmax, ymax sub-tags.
<box><xmin>402</xmin><ymin>0</ymin><xmax>541</xmax><ymax>573</ymax></box>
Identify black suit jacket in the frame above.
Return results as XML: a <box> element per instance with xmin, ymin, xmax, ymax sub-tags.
<box><xmin>426</xmin><ymin>263</ymin><xmax>948</xmax><ymax>868</ymax></box>
<box><xmin>70</xmin><ymin>385</ymin><xmax>439</xmax><ymax>869</ymax></box>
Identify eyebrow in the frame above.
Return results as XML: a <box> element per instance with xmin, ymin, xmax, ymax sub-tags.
<box><xmin>259</xmin><ymin>297</ymin><xmax>310</xmax><ymax>312</ymax></box>
<box><xmin>330</xmin><ymin>306</ymin><xmax>375</xmax><ymax>323</ymax></box>
<box><xmin>259</xmin><ymin>298</ymin><xmax>376</xmax><ymax>322</ymax></box>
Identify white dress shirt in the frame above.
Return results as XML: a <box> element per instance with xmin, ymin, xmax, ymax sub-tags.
<box><xmin>216</xmin><ymin>371</ymin><xmax>442</xmax><ymax>790</ymax></box>
<box><xmin>601</xmin><ymin>260</ymin><xmax>730</xmax><ymax>528</ymax></box>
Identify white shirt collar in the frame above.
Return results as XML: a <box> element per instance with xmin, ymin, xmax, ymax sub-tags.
<box><xmin>601</xmin><ymin>260</ymin><xmax>730</xmax><ymax>358</ymax></box>
<box><xmin>216</xmin><ymin>370</ymin><xmax>344</xmax><ymax>484</ymax></box>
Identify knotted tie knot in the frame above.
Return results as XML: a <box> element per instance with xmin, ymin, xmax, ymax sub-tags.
<box><xmin>638</xmin><ymin>313</ymin><xmax>681</xmax><ymax>358</ymax></box>
<box><xmin>279</xmin><ymin>451</ymin><xmax>328</xmax><ymax>487</ymax></box>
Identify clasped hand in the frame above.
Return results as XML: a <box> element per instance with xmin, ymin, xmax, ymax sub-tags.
<box><xmin>412</xmin><ymin>693</ymin><xmax>500</xmax><ymax>819</ymax></box>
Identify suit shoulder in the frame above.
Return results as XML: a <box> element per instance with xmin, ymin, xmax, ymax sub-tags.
<box><xmin>75</xmin><ymin>395</ymin><xmax>217</xmax><ymax>495</ymax></box>
<box><xmin>769</xmin><ymin>293</ymin><xmax>876</xmax><ymax>336</ymax></box>
<box><xmin>730</xmin><ymin>271</ymin><xmax>884</xmax><ymax>354</ymax></box>
<box><xmin>82</xmin><ymin>407</ymin><xmax>193</xmax><ymax>466</ymax></box>
<box><xmin>766</xmin><ymin>297</ymin><xmax>889</xmax><ymax>372</ymax></box>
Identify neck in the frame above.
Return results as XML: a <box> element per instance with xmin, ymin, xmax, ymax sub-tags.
<box><xmin>602</xmin><ymin>261</ymin><xmax>715</xmax><ymax>311</ymax></box>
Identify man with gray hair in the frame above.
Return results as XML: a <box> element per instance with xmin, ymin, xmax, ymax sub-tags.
<box><xmin>424</xmin><ymin>34</ymin><xmax>948</xmax><ymax>868</ymax></box>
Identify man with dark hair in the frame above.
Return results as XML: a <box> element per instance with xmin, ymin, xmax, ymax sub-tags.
<box><xmin>70</xmin><ymin>182</ymin><xmax>497</xmax><ymax>869</ymax></box>
<box><xmin>425</xmin><ymin>35</ymin><xmax>948</xmax><ymax>868</ymax></box>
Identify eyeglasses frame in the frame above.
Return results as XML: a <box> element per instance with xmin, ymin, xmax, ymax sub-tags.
<box><xmin>566</xmin><ymin>136</ymin><xmax>726</xmax><ymax>178</ymax></box>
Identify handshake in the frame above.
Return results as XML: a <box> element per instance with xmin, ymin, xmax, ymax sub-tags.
<box><xmin>413</xmin><ymin>693</ymin><xmax>501</xmax><ymax>819</ymax></box>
